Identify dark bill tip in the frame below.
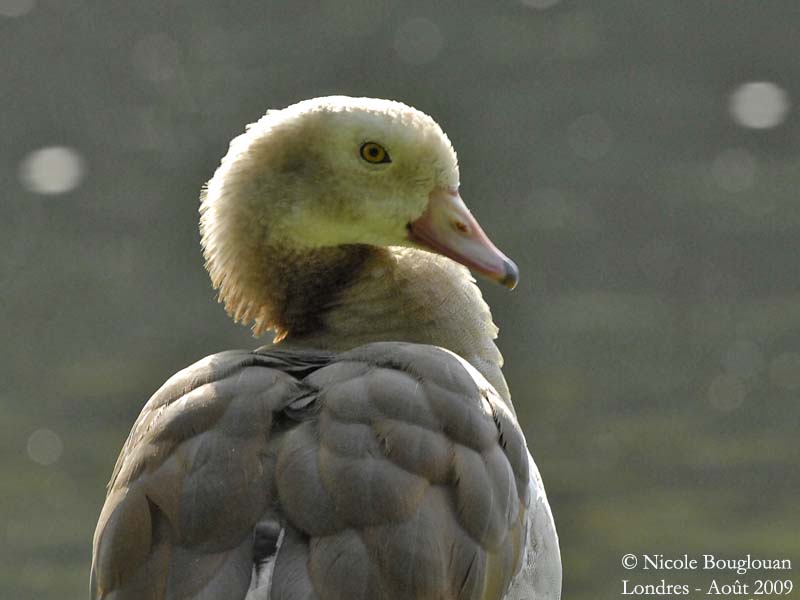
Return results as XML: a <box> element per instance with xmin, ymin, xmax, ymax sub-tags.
<box><xmin>499</xmin><ymin>258</ymin><xmax>519</xmax><ymax>290</ymax></box>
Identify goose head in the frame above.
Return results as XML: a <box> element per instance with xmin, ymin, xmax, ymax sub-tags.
<box><xmin>200</xmin><ymin>96</ymin><xmax>517</xmax><ymax>336</ymax></box>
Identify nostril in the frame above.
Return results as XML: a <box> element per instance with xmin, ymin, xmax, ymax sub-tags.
<box><xmin>452</xmin><ymin>220</ymin><xmax>469</xmax><ymax>234</ymax></box>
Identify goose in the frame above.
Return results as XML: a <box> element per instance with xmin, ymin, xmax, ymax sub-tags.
<box><xmin>90</xmin><ymin>96</ymin><xmax>562</xmax><ymax>600</ymax></box>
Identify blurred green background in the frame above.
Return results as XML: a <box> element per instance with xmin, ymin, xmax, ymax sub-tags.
<box><xmin>2</xmin><ymin>1</ymin><xmax>799</xmax><ymax>598</ymax></box>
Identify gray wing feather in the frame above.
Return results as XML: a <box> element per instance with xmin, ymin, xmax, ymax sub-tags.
<box><xmin>91</xmin><ymin>350</ymin><xmax>317</xmax><ymax>599</ymax></box>
<box><xmin>276</xmin><ymin>342</ymin><xmax>531</xmax><ymax>600</ymax></box>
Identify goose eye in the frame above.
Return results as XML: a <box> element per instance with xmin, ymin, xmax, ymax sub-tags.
<box><xmin>360</xmin><ymin>142</ymin><xmax>391</xmax><ymax>164</ymax></box>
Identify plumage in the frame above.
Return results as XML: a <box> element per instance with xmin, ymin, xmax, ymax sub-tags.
<box><xmin>91</xmin><ymin>96</ymin><xmax>561</xmax><ymax>599</ymax></box>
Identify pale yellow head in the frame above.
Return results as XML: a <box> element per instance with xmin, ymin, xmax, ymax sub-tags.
<box><xmin>200</xmin><ymin>96</ymin><xmax>514</xmax><ymax>336</ymax></box>
<box><xmin>202</xmin><ymin>96</ymin><xmax>459</xmax><ymax>248</ymax></box>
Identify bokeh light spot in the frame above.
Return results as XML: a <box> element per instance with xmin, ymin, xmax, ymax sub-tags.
<box><xmin>132</xmin><ymin>33</ymin><xmax>180</xmax><ymax>82</ymax></box>
<box><xmin>0</xmin><ymin>0</ymin><xmax>35</xmax><ymax>17</ymax></box>
<box><xmin>394</xmin><ymin>17</ymin><xmax>443</xmax><ymax>65</ymax></box>
<box><xmin>769</xmin><ymin>353</ymin><xmax>800</xmax><ymax>391</ymax></box>
<box><xmin>567</xmin><ymin>113</ymin><xmax>614</xmax><ymax>160</ymax></box>
<box><xmin>707</xmin><ymin>374</ymin><xmax>746</xmax><ymax>412</ymax></box>
<box><xmin>729</xmin><ymin>81</ymin><xmax>790</xmax><ymax>130</ymax></box>
<box><xmin>27</xmin><ymin>428</ymin><xmax>63</xmax><ymax>466</ymax></box>
<box><xmin>18</xmin><ymin>146</ymin><xmax>86</xmax><ymax>195</ymax></box>
<box><xmin>710</xmin><ymin>148</ymin><xmax>756</xmax><ymax>193</ymax></box>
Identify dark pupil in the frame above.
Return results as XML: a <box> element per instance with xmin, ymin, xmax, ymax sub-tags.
<box><xmin>369</xmin><ymin>147</ymin><xmax>379</xmax><ymax>157</ymax></box>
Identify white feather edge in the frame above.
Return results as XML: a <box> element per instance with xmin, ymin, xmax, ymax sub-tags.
<box><xmin>245</xmin><ymin>527</ymin><xmax>285</xmax><ymax>600</ymax></box>
<box><xmin>505</xmin><ymin>451</ymin><xmax>563</xmax><ymax>600</ymax></box>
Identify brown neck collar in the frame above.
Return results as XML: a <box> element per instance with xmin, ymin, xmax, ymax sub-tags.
<box><xmin>268</xmin><ymin>244</ymin><xmax>376</xmax><ymax>340</ymax></box>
